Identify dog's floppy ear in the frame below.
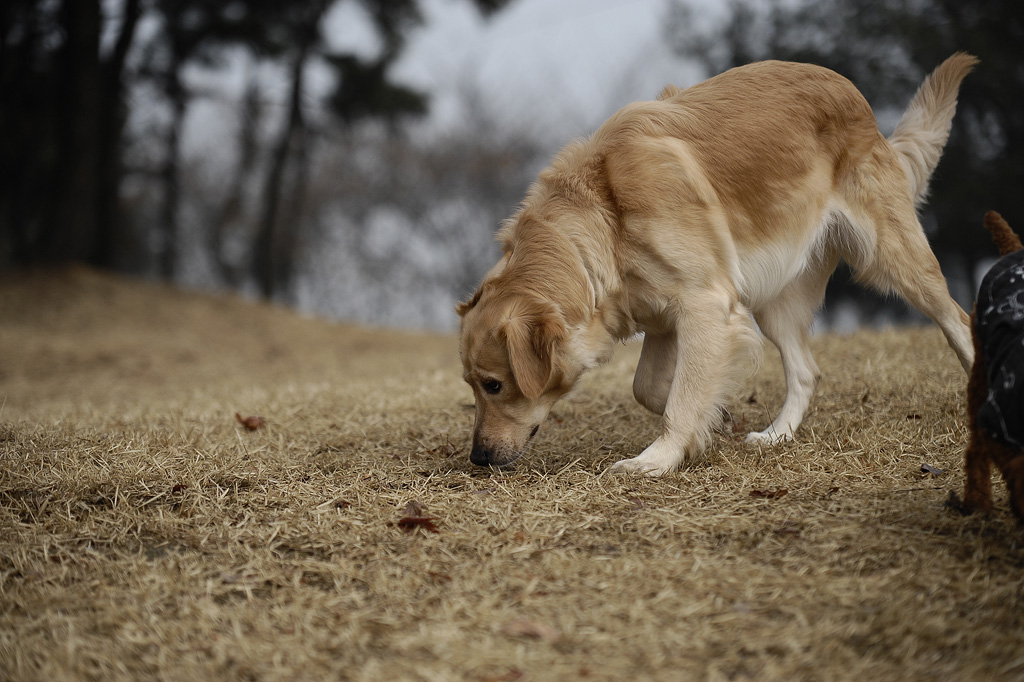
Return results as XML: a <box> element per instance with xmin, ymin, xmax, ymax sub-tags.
<box><xmin>501</xmin><ymin>299</ymin><xmax>566</xmax><ymax>400</ymax></box>
<box><xmin>457</xmin><ymin>255</ymin><xmax>511</xmax><ymax>317</ymax></box>
<box><xmin>456</xmin><ymin>288</ymin><xmax>481</xmax><ymax>317</ymax></box>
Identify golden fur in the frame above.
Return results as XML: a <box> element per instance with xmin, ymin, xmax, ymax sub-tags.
<box><xmin>459</xmin><ymin>54</ymin><xmax>977</xmax><ymax>474</ymax></box>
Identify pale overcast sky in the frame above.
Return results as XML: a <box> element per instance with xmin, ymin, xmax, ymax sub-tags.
<box><xmin>328</xmin><ymin>0</ymin><xmax>714</xmax><ymax>139</ymax></box>
<box><xmin>181</xmin><ymin>1</ymin><xmax>717</xmax><ymax>163</ymax></box>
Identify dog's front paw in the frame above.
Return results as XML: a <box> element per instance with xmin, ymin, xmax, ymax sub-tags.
<box><xmin>745</xmin><ymin>427</ymin><xmax>793</xmax><ymax>445</ymax></box>
<box><xmin>609</xmin><ymin>456</ymin><xmax>672</xmax><ymax>476</ymax></box>
<box><xmin>608</xmin><ymin>439</ymin><xmax>680</xmax><ymax>476</ymax></box>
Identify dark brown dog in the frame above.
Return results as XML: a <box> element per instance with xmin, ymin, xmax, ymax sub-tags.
<box><xmin>956</xmin><ymin>211</ymin><xmax>1024</xmax><ymax>519</ymax></box>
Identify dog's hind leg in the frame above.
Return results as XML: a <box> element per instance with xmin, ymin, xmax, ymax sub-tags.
<box><xmin>962</xmin><ymin>433</ymin><xmax>995</xmax><ymax>514</ymax></box>
<box><xmin>845</xmin><ymin>191</ymin><xmax>973</xmax><ymax>371</ymax></box>
<box><xmin>747</xmin><ymin>250</ymin><xmax>839</xmax><ymax>443</ymax></box>
<box><xmin>1002</xmin><ymin>456</ymin><xmax>1024</xmax><ymax>521</ymax></box>
<box><xmin>956</xmin><ymin>312</ymin><xmax>998</xmax><ymax>516</ymax></box>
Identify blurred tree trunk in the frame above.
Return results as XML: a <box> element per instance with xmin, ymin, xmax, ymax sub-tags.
<box><xmin>209</xmin><ymin>69</ymin><xmax>261</xmax><ymax>287</ymax></box>
<box><xmin>158</xmin><ymin>49</ymin><xmax>187</xmax><ymax>280</ymax></box>
<box><xmin>91</xmin><ymin>0</ymin><xmax>141</xmax><ymax>269</ymax></box>
<box><xmin>0</xmin><ymin>1</ymin><xmax>45</xmax><ymax>264</ymax></box>
<box><xmin>1</xmin><ymin>0</ymin><xmax>139</xmax><ymax>269</ymax></box>
<box><xmin>279</xmin><ymin>108</ymin><xmax>311</xmax><ymax>293</ymax></box>
<box><xmin>252</xmin><ymin>18</ymin><xmax>320</xmax><ymax>300</ymax></box>
<box><xmin>43</xmin><ymin>0</ymin><xmax>101</xmax><ymax>263</ymax></box>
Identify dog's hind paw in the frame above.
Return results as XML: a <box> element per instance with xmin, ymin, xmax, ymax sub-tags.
<box><xmin>944</xmin><ymin>489</ymin><xmax>986</xmax><ymax>516</ymax></box>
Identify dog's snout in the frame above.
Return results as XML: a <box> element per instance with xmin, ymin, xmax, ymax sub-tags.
<box><xmin>470</xmin><ymin>443</ymin><xmax>493</xmax><ymax>467</ymax></box>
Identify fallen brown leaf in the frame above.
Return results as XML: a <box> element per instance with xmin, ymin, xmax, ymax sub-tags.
<box><xmin>235</xmin><ymin>413</ymin><xmax>263</xmax><ymax>431</ymax></box>
<box><xmin>397</xmin><ymin>500</ymin><xmax>439</xmax><ymax>533</ymax></box>
<box><xmin>397</xmin><ymin>516</ymin><xmax>439</xmax><ymax>533</ymax></box>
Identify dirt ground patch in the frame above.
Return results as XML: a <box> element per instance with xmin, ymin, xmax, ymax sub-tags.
<box><xmin>1</xmin><ymin>268</ymin><xmax>1022</xmax><ymax>681</ymax></box>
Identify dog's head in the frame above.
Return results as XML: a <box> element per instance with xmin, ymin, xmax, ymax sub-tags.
<box><xmin>457</xmin><ymin>278</ymin><xmax>581</xmax><ymax>468</ymax></box>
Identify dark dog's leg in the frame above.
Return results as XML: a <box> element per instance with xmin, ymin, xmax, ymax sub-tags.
<box><xmin>961</xmin><ymin>314</ymin><xmax>993</xmax><ymax>514</ymax></box>
<box><xmin>963</xmin><ymin>434</ymin><xmax>994</xmax><ymax>514</ymax></box>
<box><xmin>999</xmin><ymin>454</ymin><xmax>1024</xmax><ymax>522</ymax></box>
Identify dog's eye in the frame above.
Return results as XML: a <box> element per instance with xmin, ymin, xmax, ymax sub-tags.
<box><xmin>481</xmin><ymin>379</ymin><xmax>502</xmax><ymax>395</ymax></box>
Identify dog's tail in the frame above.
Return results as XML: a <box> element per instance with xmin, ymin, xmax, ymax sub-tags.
<box><xmin>983</xmin><ymin>211</ymin><xmax>1022</xmax><ymax>256</ymax></box>
<box><xmin>888</xmin><ymin>52</ymin><xmax>978</xmax><ymax>207</ymax></box>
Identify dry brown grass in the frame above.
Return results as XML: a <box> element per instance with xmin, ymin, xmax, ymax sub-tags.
<box><xmin>1</xmin><ymin>267</ymin><xmax>1022</xmax><ymax>682</ymax></box>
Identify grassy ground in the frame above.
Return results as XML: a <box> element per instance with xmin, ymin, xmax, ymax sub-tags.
<box><xmin>1</xmin><ymin>268</ymin><xmax>1022</xmax><ymax>682</ymax></box>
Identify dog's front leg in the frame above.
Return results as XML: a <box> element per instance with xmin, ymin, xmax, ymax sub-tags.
<box><xmin>612</xmin><ymin>292</ymin><xmax>756</xmax><ymax>476</ymax></box>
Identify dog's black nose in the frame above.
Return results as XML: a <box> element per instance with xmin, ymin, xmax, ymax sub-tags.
<box><xmin>470</xmin><ymin>443</ymin><xmax>492</xmax><ymax>467</ymax></box>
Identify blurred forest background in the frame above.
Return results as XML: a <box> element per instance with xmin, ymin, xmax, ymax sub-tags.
<box><xmin>1</xmin><ymin>0</ymin><xmax>1020</xmax><ymax>330</ymax></box>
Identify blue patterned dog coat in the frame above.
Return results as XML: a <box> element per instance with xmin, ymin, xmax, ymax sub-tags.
<box><xmin>975</xmin><ymin>249</ymin><xmax>1024</xmax><ymax>447</ymax></box>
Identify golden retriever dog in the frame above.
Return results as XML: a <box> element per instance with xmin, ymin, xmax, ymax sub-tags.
<box><xmin>458</xmin><ymin>53</ymin><xmax>977</xmax><ymax>475</ymax></box>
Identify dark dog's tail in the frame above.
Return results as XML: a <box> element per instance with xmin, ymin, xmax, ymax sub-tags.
<box><xmin>984</xmin><ymin>211</ymin><xmax>1022</xmax><ymax>256</ymax></box>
